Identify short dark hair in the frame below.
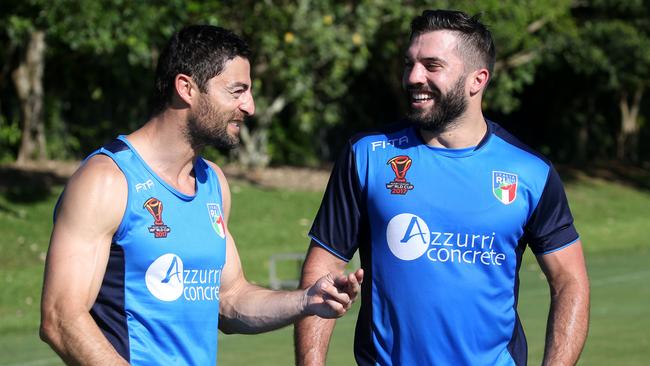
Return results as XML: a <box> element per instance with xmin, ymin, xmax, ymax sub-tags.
<box><xmin>410</xmin><ymin>10</ymin><xmax>495</xmax><ymax>75</ymax></box>
<box><xmin>150</xmin><ymin>25</ymin><xmax>251</xmax><ymax>116</ymax></box>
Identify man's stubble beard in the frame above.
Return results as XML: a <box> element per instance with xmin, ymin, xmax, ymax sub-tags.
<box><xmin>406</xmin><ymin>75</ymin><xmax>468</xmax><ymax>134</ymax></box>
<box><xmin>185</xmin><ymin>94</ymin><xmax>241</xmax><ymax>151</ymax></box>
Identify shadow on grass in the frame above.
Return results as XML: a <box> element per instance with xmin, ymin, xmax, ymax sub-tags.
<box><xmin>557</xmin><ymin>161</ymin><xmax>650</xmax><ymax>192</ymax></box>
<box><xmin>0</xmin><ymin>166</ymin><xmax>68</xmax><ymax>203</ymax></box>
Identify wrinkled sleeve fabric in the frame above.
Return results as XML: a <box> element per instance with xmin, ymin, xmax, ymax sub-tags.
<box><xmin>309</xmin><ymin>142</ymin><xmax>364</xmax><ymax>261</ymax></box>
<box><xmin>524</xmin><ymin>165</ymin><xmax>580</xmax><ymax>255</ymax></box>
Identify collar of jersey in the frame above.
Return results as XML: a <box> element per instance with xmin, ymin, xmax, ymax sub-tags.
<box><xmin>117</xmin><ymin>135</ymin><xmax>198</xmax><ymax>201</ymax></box>
<box><xmin>411</xmin><ymin>120</ymin><xmax>492</xmax><ymax>158</ymax></box>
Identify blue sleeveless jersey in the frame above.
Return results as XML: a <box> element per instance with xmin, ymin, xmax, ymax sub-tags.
<box><xmin>310</xmin><ymin>121</ymin><xmax>579</xmax><ymax>365</ymax></box>
<box><xmin>83</xmin><ymin>136</ymin><xmax>227</xmax><ymax>365</ymax></box>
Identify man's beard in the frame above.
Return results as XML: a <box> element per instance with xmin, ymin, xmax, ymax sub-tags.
<box><xmin>406</xmin><ymin>75</ymin><xmax>468</xmax><ymax>134</ymax></box>
<box><xmin>185</xmin><ymin>94</ymin><xmax>242</xmax><ymax>150</ymax></box>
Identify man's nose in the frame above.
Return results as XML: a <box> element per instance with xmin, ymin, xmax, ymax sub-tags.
<box><xmin>240</xmin><ymin>91</ymin><xmax>255</xmax><ymax>116</ymax></box>
<box><xmin>404</xmin><ymin>63</ymin><xmax>426</xmax><ymax>87</ymax></box>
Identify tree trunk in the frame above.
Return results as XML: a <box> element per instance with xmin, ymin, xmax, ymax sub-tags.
<box><xmin>0</xmin><ymin>42</ymin><xmax>17</xmax><ymax>119</ymax></box>
<box><xmin>576</xmin><ymin>122</ymin><xmax>588</xmax><ymax>164</ymax></box>
<box><xmin>238</xmin><ymin>123</ymin><xmax>271</xmax><ymax>168</ymax></box>
<box><xmin>575</xmin><ymin>98</ymin><xmax>594</xmax><ymax>164</ymax></box>
<box><xmin>12</xmin><ymin>30</ymin><xmax>46</xmax><ymax>164</ymax></box>
<box><xmin>237</xmin><ymin>95</ymin><xmax>286</xmax><ymax>168</ymax></box>
<box><xmin>617</xmin><ymin>87</ymin><xmax>643</xmax><ymax>162</ymax></box>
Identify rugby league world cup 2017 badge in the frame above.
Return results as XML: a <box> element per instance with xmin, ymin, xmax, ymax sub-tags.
<box><xmin>492</xmin><ymin>171</ymin><xmax>518</xmax><ymax>205</ymax></box>
<box><xmin>143</xmin><ymin>197</ymin><xmax>171</xmax><ymax>238</ymax></box>
<box><xmin>386</xmin><ymin>155</ymin><xmax>415</xmax><ymax>195</ymax></box>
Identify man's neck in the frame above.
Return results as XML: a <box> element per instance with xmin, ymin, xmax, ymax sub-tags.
<box><xmin>125</xmin><ymin>111</ymin><xmax>198</xmax><ymax>194</ymax></box>
<box><xmin>418</xmin><ymin>110</ymin><xmax>487</xmax><ymax>149</ymax></box>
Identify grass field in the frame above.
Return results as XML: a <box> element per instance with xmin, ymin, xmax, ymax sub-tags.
<box><xmin>1</xmin><ymin>173</ymin><xmax>649</xmax><ymax>365</ymax></box>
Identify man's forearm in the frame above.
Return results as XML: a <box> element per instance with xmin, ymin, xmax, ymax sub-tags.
<box><xmin>219</xmin><ymin>285</ymin><xmax>307</xmax><ymax>334</ymax></box>
<box><xmin>219</xmin><ymin>265</ymin><xmax>358</xmax><ymax>335</ymax></box>
<box><xmin>295</xmin><ymin>315</ymin><xmax>336</xmax><ymax>366</ymax></box>
<box><xmin>293</xmin><ymin>243</ymin><xmax>350</xmax><ymax>365</ymax></box>
<box><xmin>542</xmin><ymin>282</ymin><xmax>590</xmax><ymax>365</ymax></box>
<box><xmin>41</xmin><ymin>312</ymin><xmax>128</xmax><ymax>365</ymax></box>
<box><xmin>294</xmin><ymin>254</ymin><xmax>339</xmax><ymax>366</ymax></box>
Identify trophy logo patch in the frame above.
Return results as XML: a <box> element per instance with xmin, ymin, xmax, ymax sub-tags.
<box><xmin>386</xmin><ymin>155</ymin><xmax>415</xmax><ymax>195</ymax></box>
<box><xmin>144</xmin><ymin>197</ymin><xmax>171</xmax><ymax>238</ymax></box>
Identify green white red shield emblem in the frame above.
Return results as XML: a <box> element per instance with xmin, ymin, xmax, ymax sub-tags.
<box><xmin>492</xmin><ymin>171</ymin><xmax>518</xmax><ymax>205</ymax></box>
<box><xmin>207</xmin><ymin>203</ymin><xmax>226</xmax><ymax>239</ymax></box>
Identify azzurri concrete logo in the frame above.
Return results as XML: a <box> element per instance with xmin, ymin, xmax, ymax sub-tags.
<box><xmin>386</xmin><ymin>214</ymin><xmax>507</xmax><ymax>266</ymax></box>
<box><xmin>145</xmin><ymin>254</ymin><xmax>222</xmax><ymax>302</ymax></box>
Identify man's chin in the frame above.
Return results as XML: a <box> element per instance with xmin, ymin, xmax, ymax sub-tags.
<box><xmin>406</xmin><ymin>111</ymin><xmax>431</xmax><ymax>127</ymax></box>
<box><xmin>406</xmin><ymin>114</ymin><xmax>450</xmax><ymax>134</ymax></box>
<box><xmin>214</xmin><ymin>137</ymin><xmax>239</xmax><ymax>150</ymax></box>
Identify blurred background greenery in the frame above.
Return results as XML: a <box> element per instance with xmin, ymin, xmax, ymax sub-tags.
<box><xmin>1</xmin><ymin>0</ymin><xmax>649</xmax><ymax>167</ymax></box>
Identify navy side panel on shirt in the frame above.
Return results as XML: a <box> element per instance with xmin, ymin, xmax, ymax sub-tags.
<box><xmin>91</xmin><ymin>244</ymin><xmax>129</xmax><ymax>360</ymax></box>
<box><xmin>309</xmin><ymin>120</ymin><xmax>579</xmax><ymax>366</ymax></box>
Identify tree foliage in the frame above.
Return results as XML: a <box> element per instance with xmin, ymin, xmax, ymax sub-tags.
<box><xmin>545</xmin><ymin>0</ymin><xmax>650</xmax><ymax>161</ymax></box>
<box><xmin>0</xmin><ymin>0</ymin><xmax>648</xmax><ymax>166</ymax></box>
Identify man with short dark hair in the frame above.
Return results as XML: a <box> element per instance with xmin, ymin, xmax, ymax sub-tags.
<box><xmin>295</xmin><ymin>10</ymin><xmax>589</xmax><ymax>365</ymax></box>
<box><xmin>40</xmin><ymin>25</ymin><xmax>362</xmax><ymax>365</ymax></box>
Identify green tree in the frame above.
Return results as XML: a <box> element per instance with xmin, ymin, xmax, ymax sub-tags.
<box><xmin>0</xmin><ymin>0</ymin><xmax>180</xmax><ymax>162</ymax></box>
<box><xmin>473</xmin><ymin>0</ymin><xmax>574</xmax><ymax>113</ymax></box>
<box><xmin>333</xmin><ymin>0</ymin><xmax>574</xmax><ymax>162</ymax></box>
<box><xmin>212</xmin><ymin>0</ymin><xmax>412</xmax><ymax>167</ymax></box>
<box><xmin>559</xmin><ymin>0</ymin><xmax>650</xmax><ymax>162</ymax></box>
<box><xmin>1</xmin><ymin>1</ymin><xmax>589</xmax><ymax>167</ymax></box>
<box><xmin>2</xmin><ymin>1</ymin><xmax>47</xmax><ymax>163</ymax></box>
<box><xmin>222</xmin><ymin>0</ymin><xmax>574</xmax><ymax>166</ymax></box>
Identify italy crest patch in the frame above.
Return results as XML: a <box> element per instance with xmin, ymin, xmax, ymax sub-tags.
<box><xmin>492</xmin><ymin>171</ymin><xmax>518</xmax><ymax>205</ymax></box>
<box><xmin>207</xmin><ymin>203</ymin><xmax>226</xmax><ymax>239</ymax></box>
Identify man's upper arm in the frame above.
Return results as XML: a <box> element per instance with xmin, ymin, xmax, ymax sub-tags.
<box><xmin>309</xmin><ymin>141</ymin><xmax>365</xmax><ymax>261</ymax></box>
<box><xmin>302</xmin><ymin>241</ymin><xmax>349</xmax><ymax>280</ymax></box>
<box><xmin>43</xmin><ymin>155</ymin><xmax>127</xmax><ymax>313</ymax></box>
<box><xmin>203</xmin><ymin>162</ymin><xmax>246</xmax><ymax>301</ymax></box>
<box><xmin>525</xmin><ymin>165</ymin><xmax>579</xmax><ymax>254</ymax></box>
<box><xmin>536</xmin><ymin>240</ymin><xmax>588</xmax><ymax>285</ymax></box>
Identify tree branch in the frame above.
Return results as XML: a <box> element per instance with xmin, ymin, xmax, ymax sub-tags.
<box><xmin>493</xmin><ymin>17</ymin><xmax>548</xmax><ymax>72</ymax></box>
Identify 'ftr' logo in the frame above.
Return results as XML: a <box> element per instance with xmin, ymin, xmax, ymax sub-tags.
<box><xmin>144</xmin><ymin>197</ymin><xmax>171</xmax><ymax>238</ymax></box>
<box><xmin>492</xmin><ymin>171</ymin><xmax>518</xmax><ymax>205</ymax></box>
<box><xmin>386</xmin><ymin>155</ymin><xmax>414</xmax><ymax>195</ymax></box>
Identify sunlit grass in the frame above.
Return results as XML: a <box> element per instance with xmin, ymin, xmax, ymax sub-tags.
<box><xmin>1</xmin><ymin>175</ymin><xmax>648</xmax><ymax>365</ymax></box>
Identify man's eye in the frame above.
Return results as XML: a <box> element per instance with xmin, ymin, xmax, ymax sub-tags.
<box><xmin>425</xmin><ymin>64</ymin><xmax>440</xmax><ymax>71</ymax></box>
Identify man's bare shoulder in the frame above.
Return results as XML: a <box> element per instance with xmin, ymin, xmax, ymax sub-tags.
<box><xmin>69</xmin><ymin>154</ymin><xmax>125</xmax><ymax>188</ymax></box>
<box><xmin>203</xmin><ymin>160</ymin><xmax>229</xmax><ymax>188</ymax></box>
<box><xmin>58</xmin><ymin>154</ymin><xmax>127</xmax><ymax>221</ymax></box>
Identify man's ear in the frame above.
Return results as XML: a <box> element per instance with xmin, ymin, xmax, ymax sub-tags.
<box><xmin>174</xmin><ymin>74</ymin><xmax>196</xmax><ymax>106</ymax></box>
<box><xmin>469</xmin><ymin>68</ymin><xmax>490</xmax><ymax>96</ymax></box>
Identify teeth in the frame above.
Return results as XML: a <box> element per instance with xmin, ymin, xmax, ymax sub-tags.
<box><xmin>412</xmin><ymin>93</ymin><xmax>433</xmax><ymax>101</ymax></box>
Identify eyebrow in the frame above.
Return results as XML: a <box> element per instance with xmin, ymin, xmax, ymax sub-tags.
<box><xmin>406</xmin><ymin>56</ymin><xmax>448</xmax><ymax>66</ymax></box>
<box><xmin>227</xmin><ymin>82</ymin><xmax>250</xmax><ymax>90</ymax></box>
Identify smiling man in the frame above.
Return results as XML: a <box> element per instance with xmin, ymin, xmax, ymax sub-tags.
<box><xmin>295</xmin><ymin>10</ymin><xmax>589</xmax><ymax>366</ymax></box>
<box><xmin>40</xmin><ymin>25</ymin><xmax>362</xmax><ymax>365</ymax></box>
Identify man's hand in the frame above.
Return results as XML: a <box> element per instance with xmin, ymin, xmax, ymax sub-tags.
<box><xmin>302</xmin><ymin>269</ymin><xmax>364</xmax><ymax>318</ymax></box>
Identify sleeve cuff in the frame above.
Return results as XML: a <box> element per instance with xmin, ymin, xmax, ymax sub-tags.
<box><xmin>538</xmin><ymin>236</ymin><xmax>580</xmax><ymax>255</ymax></box>
<box><xmin>309</xmin><ymin>234</ymin><xmax>352</xmax><ymax>262</ymax></box>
